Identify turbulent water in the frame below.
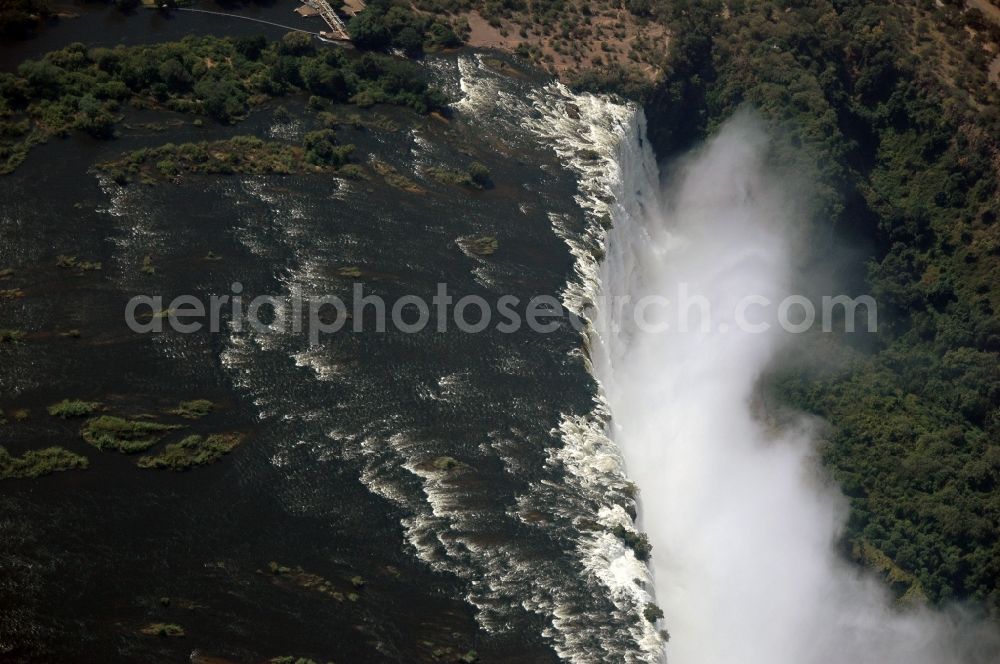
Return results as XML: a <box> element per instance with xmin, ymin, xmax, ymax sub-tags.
<box><xmin>5</xmin><ymin>17</ymin><xmax>999</xmax><ymax>658</ymax></box>
<box><xmin>156</xmin><ymin>54</ymin><xmax>667</xmax><ymax>662</ymax></box>
<box><xmin>584</xmin><ymin>108</ymin><xmax>1000</xmax><ymax>663</ymax></box>
<box><xmin>0</xmin><ymin>43</ymin><xmax>670</xmax><ymax>659</ymax></box>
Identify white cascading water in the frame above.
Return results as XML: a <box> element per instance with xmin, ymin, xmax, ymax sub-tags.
<box><xmin>443</xmin><ymin>57</ymin><xmax>998</xmax><ymax>661</ymax></box>
<box><xmin>588</xmin><ymin>112</ymin><xmax>1000</xmax><ymax>663</ymax></box>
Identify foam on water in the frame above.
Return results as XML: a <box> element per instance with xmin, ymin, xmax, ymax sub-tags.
<box><xmin>520</xmin><ymin>80</ymin><xmax>667</xmax><ymax>659</ymax></box>
<box><xmin>212</xmin><ymin>53</ymin><xmax>669</xmax><ymax>662</ymax></box>
<box><xmin>576</xmin><ymin>99</ymin><xmax>1000</xmax><ymax>664</ymax></box>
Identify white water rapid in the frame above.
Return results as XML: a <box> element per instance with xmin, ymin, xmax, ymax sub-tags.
<box><xmin>587</xmin><ymin>112</ymin><xmax>1000</xmax><ymax>664</ymax></box>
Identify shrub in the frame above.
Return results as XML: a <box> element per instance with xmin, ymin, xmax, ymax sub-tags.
<box><xmin>348</xmin><ymin>9</ymin><xmax>392</xmax><ymax>50</ymax></box>
<box><xmin>337</xmin><ymin>164</ymin><xmax>366</xmax><ymax>179</ymax></box>
<box><xmin>467</xmin><ymin>161</ymin><xmax>491</xmax><ymax>188</ymax></box>
<box><xmin>47</xmin><ymin>399</ymin><xmax>101</xmax><ymax>418</ymax></box>
<box><xmin>196</xmin><ymin>79</ymin><xmax>247</xmax><ymax>124</ymax></box>
<box><xmin>2</xmin><ymin>35</ymin><xmax>447</xmax><ymax>174</ymax></box>
<box><xmin>277</xmin><ymin>31</ymin><xmax>314</xmax><ymax>57</ymax></box>
<box><xmin>300</xmin><ymin>61</ymin><xmax>349</xmax><ymax>100</ymax></box>
<box><xmin>234</xmin><ymin>35</ymin><xmax>267</xmax><ymax>60</ymax></box>
<box><xmin>303</xmin><ymin>130</ymin><xmax>354</xmax><ymax>167</ymax></box>
<box><xmin>0</xmin><ymin>329</ymin><xmax>25</xmax><ymax>343</ymax></box>
<box><xmin>349</xmin><ymin>3</ymin><xmax>465</xmax><ymax>55</ymax></box>
<box><xmin>427</xmin><ymin>163</ymin><xmax>491</xmax><ymax>190</ymax></box>
<box><xmin>425</xmin><ymin>22</ymin><xmax>462</xmax><ymax>50</ymax></box>
<box><xmin>139</xmin><ymin>623</ymin><xmax>185</xmax><ymax>637</ymax></box>
<box><xmin>81</xmin><ymin>416</ymin><xmax>181</xmax><ymax>453</ymax></box>
<box><xmin>456</xmin><ymin>235</ymin><xmax>498</xmax><ymax>256</ymax></box>
<box><xmin>612</xmin><ymin>524</ymin><xmax>652</xmax><ymax>561</ymax></box>
<box><xmin>643</xmin><ymin>603</ymin><xmax>663</xmax><ymax>623</ymax></box>
<box><xmin>168</xmin><ymin>399</ymin><xmax>214</xmax><ymax>419</ymax></box>
<box><xmin>431</xmin><ymin>455</ymin><xmax>460</xmax><ymax>471</ymax></box>
<box><xmin>136</xmin><ymin>433</ymin><xmax>243</xmax><ymax>470</ymax></box>
<box><xmin>99</xmin><ymin>136</ymin><xmax>358</xmax><ymax>182</ymax></box>
<box><xmin>0</xmin><ymin>446</ymin><xmax>88</xmax><ymax>479</ymax></box>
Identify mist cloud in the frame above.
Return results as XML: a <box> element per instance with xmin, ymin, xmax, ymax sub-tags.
<box><xmin>592</xmin><ymin>113</ymin><xmax>1000</xmax><ymax>664</ymax></box>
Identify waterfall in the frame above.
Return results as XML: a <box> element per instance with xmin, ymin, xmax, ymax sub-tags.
<box><xmin>587</xmin><ymin>112</ymin><xmax>1000</xmax><ymax>664</ymax></box>
<box><xmin>451</xmin><ymin>58</ymin><xmax>997</xmax><ymax>661</ymax></box>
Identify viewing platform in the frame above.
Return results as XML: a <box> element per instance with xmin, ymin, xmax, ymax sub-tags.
<box><xmin>295</xmin><ymin>0</ymin><xmax>365</xmax><ymax>41</ymax></box>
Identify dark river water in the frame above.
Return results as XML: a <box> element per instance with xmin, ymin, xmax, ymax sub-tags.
<box><xmin>0</xmin><ymin>4</ymin><xmax>662</xmax><ymax>662</ymax></box>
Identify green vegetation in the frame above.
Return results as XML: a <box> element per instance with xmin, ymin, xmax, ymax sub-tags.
<box><xmin>370</xmin><ymin>159</ymin><xmax>422</xmax><ymax>192</ymax></box>
<box><xmin>136</xmin><ymin>433</ymin><xmax>243</xmax><ymax>470</ymax></box>
<box><xmin>431</xmin><ymin>455</ymin><xmax>460</xmax><ymax>471</ymax></box>
<box><xmin>336</xmin><ymin>164</ymin><xmax>366</xmax><ymax>180</ymax></box>
<box><xmin>425</xmin><ymin>167</ymin><xmax>468</xmax><ymax>187</ymax></box>
<box><xmin>0</xmin><ymin>446</ymin><xmax>88</xmax><ymax>479</ymax></box>
<box><xmin>80</xmin><ymin>415</ymin><xmax>181</xmax><ymax>453</ymax></box>
<box><xmin>56</xmin><ymin>255</ymin><xmax>101</xmax><ymax>271</ymax></box>
<box><xmin>0</xmin><ymin>329</ymin><xmax>25</xmax><ymax>343</ymax></box>
<box><xmin>167</xmin><ymin>399</ymin><xmax>214</xmax><ymax>419</ymax></box>
<box><xmin>336</xmin><ymin>266</ymin><xmax>363</xmax><ymax>278</ymax></box>
<box><xmin>47</xmin><ymin>399</ymin><xmax>102</xmax><ymax>418</ymax></box>
<box><xmin>98</xmin><ymin>135</ymin><xmax>357</xmax><ymax>184</ymax></box>
<box><xmin>266</xmin><ymin>562</ymin><xmax>350</xmax><ymax>602</ymax></box>
<box><xmin>139</xmin><ymin>623</ymin><xmax>185</xmax><ymax>637</ymax></box>
<box><xmin>851</xmin><ymin>538</ymin><xmax>928</xmax><ymax>605</ymax></box>
<box><xmin>612</xmin><ymin>523</ymin><xmax>652</xmax><ymax>561</ymax></box>
<box><xmin>570</xmin><ymin>64</ymin><xmax>661</xmax><ymax>101</ymax></box>
<box><xmin>348</xmin><ymin>0</ymin><xmax>463</xmax><ymax>56</ymax></box>
<box><xmin>344</xmin><ymin>112</ymin><xmax>400</xmax><ymax>132</ymax></box>
<box><xmin>426</xmin><ymin>162</ymin><xmax>491</xmax><ymax>189</ymax></box>
<box><xmin>643</xmin><ymin>602</ymin><xmax>664</xmax><ymax>623</ymax></box>
<box><xmin>0</xmin><ymin>34</ymin><xmax>447</xmax><ymax>174</ymax></box>
<box><xmin>411</xmin><ymin>0</ymin><xmax>666</xmax><ymax>88</ymax></box>
<box><xmin>466</xmin><ymin>161</ymin><xmax>491</xmax><ymax>187</ymax></box>
<box><xmin>268</xmin><ymin>561</ymin><xmax>292</xmax><ymax>575</ymax></box>
<box><xmin>642</xmin><ymin>0</ymin><xmax>1000</xmax><ymax>611</ymax></box>
<box><xmin>456</xmin><ymin>235</ymin><xmax>498</xmax><ymax>256</ymax></box>
<box><xmin>302</xmin><ymin>129</ymin><xmax>354</xmax><ymax>167</ymax></box>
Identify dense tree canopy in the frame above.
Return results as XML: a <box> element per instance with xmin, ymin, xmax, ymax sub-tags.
<box><xmin>0</xmin><ymin>33</ymin><xmax>447</xmax><ymax>173</ymax></box>
<box><xmin>348</xmin><ymin>0</ymin><xmax>462</xmax><ymax>56</ymax></box>
<box><xmin>640</xmin><ymin>0</ymin><xmax>1000</xmax><ymax>613</ymax></box>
